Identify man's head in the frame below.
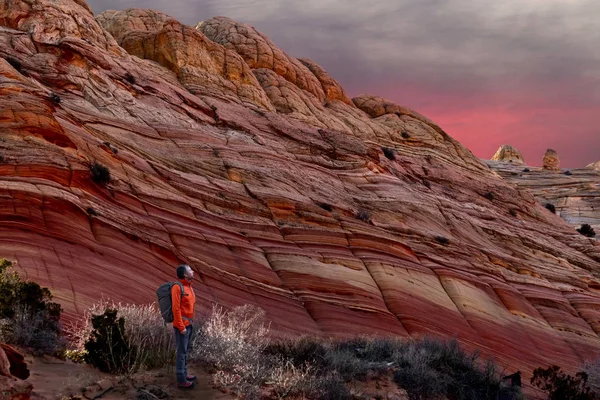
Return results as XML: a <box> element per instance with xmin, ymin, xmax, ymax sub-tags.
<box><xmin>176</xmin><ymin>264</ymin><xmax>194</xmax><ymax>281</ymax></box>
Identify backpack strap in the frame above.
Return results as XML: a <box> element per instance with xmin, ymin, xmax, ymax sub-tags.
<box><xmin>174</xmin><ymin>281</ymin><xmax>184</xmax><ymax>299</ymax></box>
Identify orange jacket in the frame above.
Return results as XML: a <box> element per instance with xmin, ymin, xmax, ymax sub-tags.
<box><xmin>171</xmin><ymin>279</ymin><xmax>196</xmax><ymax>332</ymax></box>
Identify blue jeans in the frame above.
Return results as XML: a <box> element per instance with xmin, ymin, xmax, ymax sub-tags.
<box><xmin>174</xmin><ymin>325</ymin><xmax>193</xmax><ymax>383</ymax></box>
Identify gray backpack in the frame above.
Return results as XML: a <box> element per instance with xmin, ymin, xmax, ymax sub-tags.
<box><xmin>156</xmin><ymin>281</ymin><xmax>184</xmax><ymax>323</ymax></box>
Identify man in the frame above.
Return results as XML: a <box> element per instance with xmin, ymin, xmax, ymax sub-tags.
<box><xmin>172</xmin><ymin>264</ymin><xmax>197</xmax><ymax>389</ymax></box>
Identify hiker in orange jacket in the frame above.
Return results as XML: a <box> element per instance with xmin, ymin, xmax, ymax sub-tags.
<box><xmin>172</xmin><ymin>264</ymin><xmax>197</xmax><ymax>389</ymax></box>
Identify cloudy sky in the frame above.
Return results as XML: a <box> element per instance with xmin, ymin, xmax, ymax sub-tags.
<box><xmin>89</xmin><ymin>0</ymin><xmax>600</xmax><ymax>167</ymax></box>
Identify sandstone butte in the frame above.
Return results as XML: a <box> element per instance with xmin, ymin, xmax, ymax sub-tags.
<box><xmin>487</xmin><ymin>146</ymin><xmax>600</xmax><ymax>243</ymax></box>
<box><xmin>1</xmin><ymin>0</ymin><xmax>600</xmax><ymax>387</ymax></box>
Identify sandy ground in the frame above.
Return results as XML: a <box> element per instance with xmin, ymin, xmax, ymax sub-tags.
<box><xmin>26</xmin><ymin>355</ymin><xmax>232</xmax><ymax>400</ymax></box>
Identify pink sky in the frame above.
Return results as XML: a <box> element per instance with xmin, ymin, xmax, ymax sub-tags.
<box><xmin>90</xmin><ymin>0</ymin><xmax>600</xmax><ymax>167</ymax></box>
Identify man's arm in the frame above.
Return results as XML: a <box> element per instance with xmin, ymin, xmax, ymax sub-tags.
<box><xmin>171</xmin><ymin>285</ymin><xmax>185</xmax><ymax>333</ymax></box>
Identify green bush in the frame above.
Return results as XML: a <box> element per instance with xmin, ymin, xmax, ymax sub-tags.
<box><xmin>0</xmin><ymin>259</ymin><xmax>65</xmax><ymax>355</ymax></box>
<box><xmin>84</xmin><ymin>308</ymin><xmax>137</xmax><ymax>374</ymax></box>
<box><xmin>531</xmin><ymin>365</ymin><xmax>596</xmax><ymax>400</ymax></box>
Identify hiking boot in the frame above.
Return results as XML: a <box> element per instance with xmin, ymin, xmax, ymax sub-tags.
<box><xmin>177</xmin><ymin>380</ymin><xmax>196</xmax><ymax>389</ymax></box>
<box><xmin>186</xmin><ymin>374</ymin><xmax>197</xmax><ymax>381</ymax></box>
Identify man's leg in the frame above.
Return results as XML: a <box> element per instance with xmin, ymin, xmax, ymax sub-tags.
<box><xmin>174</xmin><ymin>328</ymin><xmax>188</xmax><ymax>383</ymax></box>
<box><xmin>184</xmin><ymin>325</ymin><xmax>193</xmax><ymax>378</ymax></box>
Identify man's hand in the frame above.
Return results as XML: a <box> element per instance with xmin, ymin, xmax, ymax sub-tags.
<box><xmin>180</xmin><ymin>328</ymin><xmax>186</xmax><ymax>335</ymax></box>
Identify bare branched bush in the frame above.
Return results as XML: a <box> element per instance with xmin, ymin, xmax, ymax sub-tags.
<box><xmin>2</xmin><ymin>307</ymin><xmax>66</xmax><ymax>356</ymax></box>
<box><xmin>191</xmin><ymin>304</ymin><xmax>270</xmax><ymax>369</ymax></box>
<box><xmin>0</xmin><ymin>259</ymin><xmax>65</xmax><ymax>355</ymax></box>
<box><xmin>190</xmin><ymin>304</ymin><xmax>271</xmax><ymax>396</ymax></box>
<box><xmin>267</xmin><ymin>360</ymin><xmax>314</xmax><ymax>399</ymax></box>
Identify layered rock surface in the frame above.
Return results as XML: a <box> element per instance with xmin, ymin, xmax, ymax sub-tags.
<box><xmin>487</xmin><ymin>147</ymin><xmax>600</xmax><ymax>240</ymax></box>
<box><xmin>1</xmin><ymin>0</ymin><xmax>600</xmax><ymax>384</ymax></box>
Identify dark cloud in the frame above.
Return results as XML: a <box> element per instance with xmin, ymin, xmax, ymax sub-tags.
<box><xmin>88</xmin><ymin>0</ymin><xmax>600</xmax><ymax>167</ymax></box>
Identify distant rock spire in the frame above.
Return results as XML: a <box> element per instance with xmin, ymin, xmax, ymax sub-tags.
<box><xmin>491</xmin><ymin>145</ymin><xmax>525</xmax><ymax>165</ymax></box>
<box><xmin>586</xmin><ymin>160</ymin><xmax>600</xmax><ymax>170</ymax></box>
<box><xmin>542</xmin><ymin>149</ymin><xmax>561</xmax><ymax>171</ymax></box>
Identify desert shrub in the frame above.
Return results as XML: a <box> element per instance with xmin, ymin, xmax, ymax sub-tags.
<box><xmin>84</xmin><ymin>308</ymin><xmax>137</xmax><ymax>374</ymax></box>
<box><xmin>0</xmin><ymin>154</ymin><xmax>4</xmax><ymax>163</ymax></box>
<box><xmin>583</xmin><ymin>359</ymin><xmax>600</xmax><ymax>395</ymax></box>
<box><xmin>435</xmin><ymin>236</ymin><xmax>450</xmax><ymax>245</ymax></box>
<box><xmin>49</xmin><ymin>92</ymin><xmax>61</xmax><ymax>105</ymax></box>
<box><xmin>545</xmin><ymin>203</ymin><xmax>556</xmax><ymax>213</ymax></box>
<box><xmin>531</xmin><ymin>365</ymin><xmax>596</xmax><ymax>400</ymax></box>
<box><xmin>382</xmin><ymin>147</ymin><xmax>396</xmax><ymax>161</ymax></box>
<box><xmin>301</xmin><ymin>372</ymin><xmax>351</xmax><ymax>400</ymax></box>
<box><xmin>401</xmin><ymin>131</ymin><xmax>411</xmax><ymax>139</ymax></box>
<box><xmin>577</xmin><ymin>224</ymin><xmax>596</xmax><ymax>238</ymax></box>
<box><xmin>110</xmin><ymin>302</ymin><xmax>175</xmax><ymax>370</ymax></box>
<box><xmin>326</xmin><ymin>348</ymin><xmax>371</xmax><ymax>381</ymax></box>
<box><xmin>4</xmin><ymin>57</ymin><xmax>26</xmax><ymax>75</ymax></box>
<box><xmin>523</xmin><ymin>168</ymin><xmax>530</xmax><ymax>172</ymax></box>
<box><xmin>102</xmin><ymin>141</ymin><xmax>119</xmax><ymax>154</ymax></box>
<box><xmin>264</xmin><ymin>336</ymin><xmax>328</xmax><ymax>370</ymax></box>
<box><xmin>318</xmin><ymin>202</ymin><xmax>333</xmax><ymax>212</ymax></box>
<box><xmin>0</xmin><ymin>259</ymin><xmax>65</xmax><ymax>355</ymax></box>
<box><xmin>564</xmin><ymin>170</ymin><xmax>573</xmax><ymax>176</ymax></box>
<box><xmin>90</xmin><ymin>161</ymin><xmax>111</xmax><ymax>185</ymax></box>
<box><xmin>510</xmin><ymin>209</ymin><xmax>518</xmax><ymax>217</ymax></box>
<box><xmin>190</xmin><ymin>304</ymin><xmax>271</xmax><ymax>396</ymax></box>
<box><xmin>484</xmin><ymin>192</ymin><xmax>495</xmax><ymax>201</ymax></box>
<box><xmin>362</xmin><ymin>336</ymin><xmax>398</xmax><ymax>362</ymax></box>
<box><xmin>86</xmin><ymin>207</ymin><xmax>99</xmax><ymax>216</ymax></box>
<box><xmin>124</xmin><ymin>72</ymin><xmax>136</xmax><ymax>85</ymax></box>
<box><xmin>267</xmin><ymin>361</ymin><xmax>316</xmax><ymax>399</ymax></box>
<box><xmin>355</xmin><ymin>209</ymin><xmax>372</xmax><ymax>222</ymax></box>
<box><xmin>187</xmin><ymin>308</ymin><xmax>516</xmax><ymax>400</ymax></box>
<box><xmin>69</xmin><ymin>301</ymin><xmax>174</xmax><ymax>373</ymax></box>
<box><xmin>393</xmin><ymin>338</ymin><xmax>509</xmax><ymax>400</ymax></box>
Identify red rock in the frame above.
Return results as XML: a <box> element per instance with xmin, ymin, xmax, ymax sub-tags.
<box><xmin>299</xmin><ymin>58</ymin><xmax>353</xmax><ymax>105</ymax></box>
<box><xmin>0</xmin><ymin>345</ymin><xmax>10</xmax><ymax>377</ymax></box>
<box><xmin>0</xmin><ymin>344</ymin><xmax>29</xmax><ymax>380</ymax></box>
<box><xmin>197</xmin><ymin>16</ymin><xmax>326</xmax><ymax>103</ymax></box>
<box><xmin>0</xmin><ymin>375</ymin><xmax>32</xmax><ymax>399</ymax></box>
<box><xmin>0</xmin><ymin>0</ymin><xmax>600</xmax><ymax>385</ymax></box>
<box><xmin>96</xmin><ymin>9</ymin><xmax>273</xmax><ymax>111</ymax></box>
<box><xmin>0</xmin><ymin>344</ymin><xmax>31</xmax><ymax>400</ymax></box>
